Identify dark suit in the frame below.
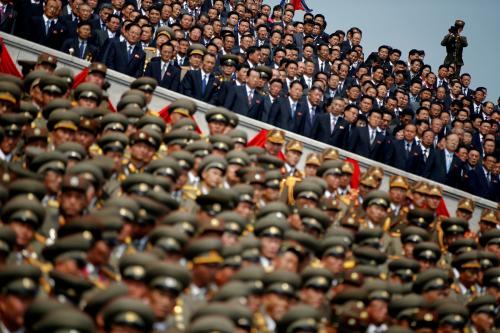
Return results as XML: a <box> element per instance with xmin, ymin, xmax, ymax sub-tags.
<box><xmin>467</xmin><ymin>166</ymin><xmax>499</xmax><ymax>201</ymax></box>
<box><xmin>60</xmin><ymin>38</ymin><xmax>99</xmax><ymax>60</ymax></box>
<box><xmin>389</xmin><ymin>140</ymin><xmax>420</xmax><ymax>171</ymax></box>
<box><xmin>347</xmin><ymin>126</ymin><xmax>386</xmax><ymax>162</ymax></box>
<box><xmin>90</xmin><ymin>17</ymin><xmax>107</xmax><ymax>32</ymax></box>
<box><xmin>472</xmin><ymin>132</ymin><xmax>484</xmax><ymax>156</ymax></box>
<box><xmin>61</xmin><ymin>14</ymin><xmax>78</xmax><ymax>38</ymax></box>
<box><xmin>296</xmin><ymin>99</ymin><xmax>321</xmax><ymax>138</ymax></box>
<box><xmin>0</xmin><ymin>3</ymin><xmax>17</xmax><ymax>34</ymax></box>
<box><xmin>262</xmin><ymin>95</ymin><xmax>277</xmax><ymax>123</ymax></box>
<box><xmin>103</xmin><ymin>40</ymin><xmax>145</xmax><ymax>77</ymax></box>
<box><xmin>14</xmin><ymin>0</ymin><xmax>42</xmax><ymax>38</ymax></box>
<box><xmin>406</xmin><ymin>145</ymin><xmax>434</xmax><ymax>176</ymax></box>
<box><xmin>181</xmin><ymin>69</ymin><xmax>220</xmax><ymax>104</ymax></box>
<box><xmin>28</xmin><ymin>16</ymin><xmax>69</xmax><ymax>50</ymax></box>
<box><xmin>144</xmin><ymin>58</ymin><xmax>180</xmax><ymax>92</ymax></box>
<box><xmin>424</xmin><ymin>149</ymin><xmax>464</xmax><ymax>188</ymax></box>
<box><xmin>224</xmin><ymin>85</ymin><xmax>265</xmax><ymax>119</ymax></box>
<box><xmin>312</xmin><ymin>114</ymin><xmax>349</xmax><ymax>149</ymax></box>
<box><xmin>314</xmin><ymin>59</ymin><xmax>331</xmax><ymax>75</ymax></box>
<box><xmin>268</xmin><ymin>96</ymin><xmax>302</xmax><ymax>132</ymax></box>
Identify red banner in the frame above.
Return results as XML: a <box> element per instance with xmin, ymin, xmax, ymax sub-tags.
<box><xmin>0</xmin><ymin>37</ymin><xmax>22</xmax><ymax>78</ymax></box>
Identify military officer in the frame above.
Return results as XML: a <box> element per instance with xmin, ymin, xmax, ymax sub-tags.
<box><xmin>145</xmin><ymin>261</ymin><xmax>191</xmax><ymax>331</ymax></box>
<box><xmin>2</xmin><ymin>195</ymin><xmax>46</xmax><ymax>265</ymax></box>
<box><xmin>0</xmin><ymin>264</ymin><xmax>41</xmax><ymax>333</ymax></box>
<box><xmin>264</xmin><ymin>129</ymin><xmax>285</xmax><ymax>156</ymax></box>
<box><xmin>283</xmin><ymin>140</ymin><xmax>304</xmax><ymax>178</ymax></box>
<box><xmin>102</xmin><ymin>297</ymin><xmax>156</xmax><ymax>333</ymax></box>
<box><xmin>121</xmin><ymin>130</ymin><xmax>162</xmax><ymax>177</ymax></box>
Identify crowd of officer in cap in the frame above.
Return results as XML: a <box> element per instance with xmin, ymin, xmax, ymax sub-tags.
<box><xmin>0</xmin><ymin>0</ymin><xmax>499</xmax><ymax>333</ymax></box>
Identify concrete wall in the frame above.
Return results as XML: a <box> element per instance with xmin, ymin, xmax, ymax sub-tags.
<box><xmin>2</xmin><ymin>32</ymin><xmax>496</xmax><ymax>230</ymax></box>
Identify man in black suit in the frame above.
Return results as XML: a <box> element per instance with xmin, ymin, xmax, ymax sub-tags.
<box><xmin>347</xmin><ymin>109</ymin><xmax>386</xmax><ymax>162</ymax></box>
<box><xmin>90</xmin><ymin>3</ymin><xmax>113</xmax><ymax>32</ymax></box>
<box><xmin>312</xmin><ymin>97</ymin><xmax>349</xmax><ymax>148</ymax></box>
<box><xmin>224</xmin><ymin>68</ymin><xmax>265</xmax><ymax>119</ymax></box>
<box><xmin>61</xmin><ymin>21</ymin><xmax>99</xmax><ymax>61</ymax></box>
<box><xmin>144</xmin><ymin>41</ymin><xmax>180</xmax><ymax>92</ymax></box>
<box><xmin>103</xmin><ymin>23</ymin><xmax>145</xmax><ymax>77</ymax></box>
<box><xmin>424</xmin><ymin>133</ymin><xmax>464</xmax><ymax>188</ymax></box>
<box><xmin>467</xmin><ymin>154</ymin><xmax>499</xmax><ymax>201</ymax></box>
<box><xmin>28</xmin><ymin>0</ymin><xmax>69</xmax><ymax>51</ymax></box>
<box><xmin>268</xmin><ymin>80</ymin><xmax>304</xmax><ymax>132</ymax></box>
<box><xmin>314</xmin><ymin>43</ymin><xmax>331</xmax><ymax>75</ymax></box>
<box><xmin>0</xmin><ymin>0</ymin><xmax>17</xmax><ymax>34</ymax></box>
<box><xmin>261</xmin><ymin>79</ymin><xmax>283</xmax><ymax>123</ymax></box>
<box><xmin>389</xmin><ymin>123</ymin><xmax>420</xmax><ymax>171</ymax></box>
<box><xmin>472</xmin><ymin>120</ymin><xmax>492</xmax><ymax>156</ymax></box>
<box><xmin>181</xmin><ymin>53</ymin><xmax>220</xmax><ymax>104</ymax></box>
<box><xmin>407</xmin><ymin>129</ymin><xmax>435</xmax><ymax>176</ymax></box>
<box><xmin>296</xmin><ymin>86</ymin><xmax>324</xmax><ymax>138</ymax></box>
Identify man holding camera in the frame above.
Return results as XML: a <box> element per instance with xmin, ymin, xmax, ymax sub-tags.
<box><xmin>441</xmin><ymin>19</ymin><xmax>468</xmax><ymax>78</ymax></box>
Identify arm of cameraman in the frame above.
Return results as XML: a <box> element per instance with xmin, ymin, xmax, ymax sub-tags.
<box><xmin>440</xmin><ymin>34</ymin><xmax>452</xmax><ymax>46</ymax></box>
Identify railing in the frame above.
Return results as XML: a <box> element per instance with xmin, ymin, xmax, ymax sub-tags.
<box><xmin>2</xmin><ymin>32</ymin><xmax>496</xmax><ymax>230</ymax></box>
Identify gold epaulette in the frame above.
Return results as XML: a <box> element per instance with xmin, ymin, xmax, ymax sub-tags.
<box><xmin>281</xmin><ymin>176</ymin><xmax>299</xmax><ymax>205</ymax></box>
<box><xmin>101</xmin><ymin>265</ymin><xmax>121</xmax><ymax>282</ymax></box>
<box><xmin>388</xmin><ymin>255</ymin><xmax>401</xmax><ymax>260</ymax></box>
<box><xmin>339</xmin><ymin>194</ymin><xmax>351</xmax><ymax>206</ymax></box>
<box><xmin>88</xmin><ymin>144</ymin><xmax>102</xmax><ymax>157</ymax></box>
<box><xmin>450</xmin><ymin>283</ymin><xmax>461</xmax><ymax>294</ymax></box>
<box><xmin>383</xmin><ymin>217</ymin><xmax>391</xmax><ymax>232</ymax></box>
<box><xmin>58</xmin><ymin>216</ymin><xmax>66</xmax><ymax>227</ymax></box>
<box><xmin>343</xmin><ymin>259</ymin><xmax>356</xmax><ymax>269</ymax></box>
<box><xmin>390</xmin><ymin>231</ymin><xmax>401</xmax><ymax>237</ymax></box>
<box><xmin>89</xmin><ymin>276</ymin><xmax>106</xmax><ymax>289</ymax></box>
<box><xmin>128</xmin><ymin>163</ymin><xmax>137</xmax><ymax>174</ymax></box>
<box><xmin>146</xmin><ymin>110</ymin><xmax>160</xmax><ymax>117</ymax></box>
<box><xmin>173</xmin><ymin>298</ymin><xmax>186</xmax><ymax>331</ymax></box>
<box><xmin>34</xmin><ymin>232</ymin><xmax>47</xmax><ymax>245</ymax></box>
<box><xmin>47</xmin><ymin>199</ymin><xmax>59</xmax><ymax>208</ymax></box>
<box><xmin>40</xmin><ymin>276</ymin><xmax>52</xmax><ymax>294</ymax></box>
<box><xmin>182</xmin><ymin>185</ymin><xmax>201</xmax><ymax>201</ymax></box>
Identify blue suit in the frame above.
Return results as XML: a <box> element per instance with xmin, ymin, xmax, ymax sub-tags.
<box><xmin>180</xmin><ymin>69</ymin><xmax>220</xmax><ymax>104</ymax></box>
<box><xmin>467</xmin><ymin>166</ymin><xmax>499</xmax><ymax>201</ymax></box>
<box><xmin>312</xmin><ymin>114</ymin><xmax>349</xmax><ymax>149</ymax></box>
<box><xmin>424</xmin><ymin>149</ymin><xmax>464</xmax><ymax>188</ymax></box>
<box><xmin>296</xmin><ymin>98</ymin><xmax>321</xmax><ymax>138</ymax></box>
<box><xmin>224</xmin><ymin>85</ymin><xmax>265</xmax><ymax>119</ymax></box>
<box><xmin>28</xmin><ymin>16</ymin><xmax>69</xmax><ymax>51</ymax></box>
<box><xmin>268</xmin><ymin>96</ymin><xmax>302</xmax><ymax>132</ymax></box>
<box><xmin>389</xmin><ymin>140</ymin><xmax>420</xmax><ymax>171</ymax></box>
<box><xmin>347</xmin><ymin>126</ymin><xmax>386</xmax><ymax>162</ymax></box>
<box><xmin>103</xmin><ymin>40</ymin><xmax>145</xmax><ymax>77</ymax></box>
<box><xmin>144</xmin><ymin>58</ymin><xmax>180</xmax><ymax>92</ymax></box>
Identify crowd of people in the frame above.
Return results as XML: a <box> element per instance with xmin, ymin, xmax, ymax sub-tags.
<box><xmin>0</xmin><ymin>0</ymin><xmax>498</xmax><ymax>333</ymax></box>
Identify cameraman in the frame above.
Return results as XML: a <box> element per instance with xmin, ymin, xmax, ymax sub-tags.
<box><xmin>441</xmin><ymin>19</ymin><xmax>468</xmax><ymax>78</ymax></box>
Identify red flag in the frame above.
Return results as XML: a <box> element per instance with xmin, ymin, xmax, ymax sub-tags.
<box><xmin>290</xmin><ymin>0</ymin><xmax>305</xmax><ymax>11</ymax></box>
<box><xmin>72</xmin><ymin>67</ymin><xmax>117</xmax><ymax>112</ymax></box>
<box><xmin>247</xmin><ymin>129</ymin><xmax>286</xmax><ymax>160</ymax></box>
<box><xmin>72</xmin><ymin>67</ymin><xmax>89</xmax><ymax>89</ymax></box>
<box><xmin>344</xmin><ymin>157</ymin><xmax>361</xmax><ymax>189</ymax></box>
<box><xmin>159</xmin><ymin>105</ymin><xmax>172</xmax><ymax>123</ymax></box>
<box><xmin>0</xmin><ymin>37</ymin><xmax>22</xmax><ymax>78</ymax></box>
<box><xmin>158</xmin><ymin>105</ymin><xmax>201</xmax><ymax>133</ymax></box>
<box><xmin>436</xmin><ymin>198</ymin><xmax>450</xmax><ymax>217</ymax></box>
<box><xmin>106</xmin><ymin>98</ymin><xmax>117</xmax><ymax>113</ymax></box>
